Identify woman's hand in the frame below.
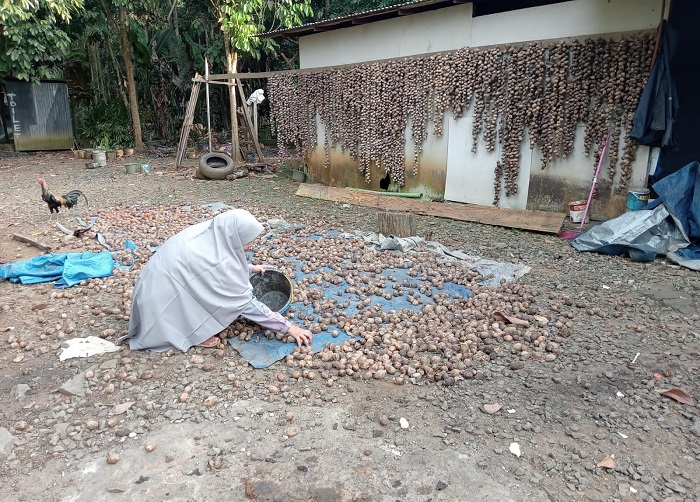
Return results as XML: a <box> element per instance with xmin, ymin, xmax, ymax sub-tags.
<box><xmin>287</xmin><ymin>324</ymin><xmax>313</xmax><ymax>348</ymax></box>
<box><xmin>250</xmin><ymin>264</ymin><xmax>275</xmax><ymax>275</ymax></box>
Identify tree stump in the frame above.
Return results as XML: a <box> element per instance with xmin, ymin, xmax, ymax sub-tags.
<box><xmin>377</xmin><ymin>211</ymin><xmax>416</xmax><ymax>237</ymax></box>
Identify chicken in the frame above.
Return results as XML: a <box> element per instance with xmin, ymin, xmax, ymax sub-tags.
<box><xmin>379</xmin><ymin>172</ymin><xmax>391</xmax><ymax>190</ymax></box>
<box><xmin>38</xmin><ymin>178</ymin><xmax>88</xmax><ymax>216</ymax></box>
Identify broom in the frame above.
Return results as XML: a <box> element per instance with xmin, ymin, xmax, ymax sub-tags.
<box><xmin>558</xmin><ymin>131</ymin><xmax>611</xmax><ymax>240</ymax></box>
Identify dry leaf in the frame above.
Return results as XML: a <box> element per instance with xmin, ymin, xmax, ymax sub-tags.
<box><xmin>596</xmin><ymin>455</ymin><xmax>616</xmax><ymax>469</ymax></box>
<box><xmin>245</xmin><ymin>478</ymin><xmax>259</xmax><ymax>500</ymax></box>
<box><xmin>112</xmin><ymin>401</ymin><xmax>135</xmax><ymax>415</ymax></box>
<box><xmin>493</xmin><ymin>311</ymin><xmax>529</xmax><ymax>327</ymax></box>
<box><xmin>656</xmin><ymin>388</ymin><xmax>695</xmax><ymax>406</ymax></box>
<box><xmin>483</xmin><ymin>404</ymin><xmax>502</xmax><ymax>414</ymax></box>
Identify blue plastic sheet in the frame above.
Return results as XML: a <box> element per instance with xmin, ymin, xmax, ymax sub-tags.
<box><xmin>228</xmin><ymin>330</ymin><xmax>354</xmax><ymax>369</ymax></box>
<box><xmin>0</xmin><ymin>251</ymin><xmax>114</xmax><ymax>288</ymax></box>
<box><xmin>228</xmin><ymin>233</ymin><xmax>472</xmax><ymax>368</ymax></box>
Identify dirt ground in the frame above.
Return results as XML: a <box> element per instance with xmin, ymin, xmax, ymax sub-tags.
<box><xmin>0</xmin><ymin>152</ymin><xmax>698</xmax><ymax>502</ymax></box>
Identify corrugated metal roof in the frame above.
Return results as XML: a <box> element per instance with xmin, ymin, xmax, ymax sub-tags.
<box><xmin>260</xmin><ymin>0</ymin><xmax>460</xmax><ymax>38</ymax></box>
<box><xmin>4</xmin><ymin>81</ymin><xmax>75</xmax><ymax>151</ymax></box>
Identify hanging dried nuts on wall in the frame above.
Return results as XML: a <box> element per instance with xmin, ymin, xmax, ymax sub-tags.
<box><xmin>268</xmin><ymin>34</ymin><xmax>652</xmax><ymax>202</ymax></box>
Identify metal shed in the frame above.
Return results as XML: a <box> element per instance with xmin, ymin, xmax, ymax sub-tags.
<box><xmin>2</xmin><ymin>80</ymin><xmax>74</xmax><ymax>151</ymax></box>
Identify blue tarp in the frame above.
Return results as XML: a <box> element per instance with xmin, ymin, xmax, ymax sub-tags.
<box><xmin>0</xmin><ymin>251</ymin><xmax>115</xmax><ymax>288</ymax></box>
<box><xmin>228</xmin><ymin>233</ymin><xmax>473</xmax><ymax>368</ymax></box>
<box><xmin>572</xmin><ymin>161</ymin><xmax>700</xmax><ymax>269</ymax></box>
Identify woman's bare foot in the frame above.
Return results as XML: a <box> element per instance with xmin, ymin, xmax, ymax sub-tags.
<box><xmin>197</xmin><ymin>336</ymin><xmax>219</xmax><ymax>348</ymax></box>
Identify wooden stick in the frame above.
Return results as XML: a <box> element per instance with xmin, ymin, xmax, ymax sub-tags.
<box><xmin>236</xmin><ymin>79</ymin><xmax>264</xmax><ymax>162</ymax></box>
<box><xmin>12</xmin><ymin>234</ymin><xmax>52</xmax><ymax>253</ymax></box>
<box><xmin>649</xmin><ymin>0</ymin><xmax>667</xmax><ymax>71</ymax></box>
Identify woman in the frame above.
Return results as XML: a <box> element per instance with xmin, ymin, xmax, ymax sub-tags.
<box><xmin>127</xmin><ymin>208</ymin><xmax>312</xmax><ymax>352</ymax></box>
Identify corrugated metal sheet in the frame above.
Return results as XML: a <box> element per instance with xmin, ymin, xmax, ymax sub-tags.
<box><xmin>4</xmin><ymin>81</ymin><xmax>74</xmax><ymax>151</ymax></box>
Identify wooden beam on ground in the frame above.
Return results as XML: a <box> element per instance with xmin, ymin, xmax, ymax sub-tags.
<box><xmin>295</xmin><ymin>184</ymin><xmax>565</xmax><ymax>234</ymax></box>
<box><xmin>12</xmin><ymin>234</ymin><xmax>52</xmax><ymax>253</ymax></box>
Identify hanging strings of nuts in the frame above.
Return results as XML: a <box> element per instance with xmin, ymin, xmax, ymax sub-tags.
<box><xmin>268</xmin><ymin>34</ymin><xmax>652</xmax><ymax>201</ymax></box>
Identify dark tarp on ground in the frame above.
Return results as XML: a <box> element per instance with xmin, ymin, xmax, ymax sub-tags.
<box><xmin>630</xmin><ymin>20</ymin><xmax>679</xmax><ymax>149</ymax></box>
<box><xmin>571</xmin><ymin>161</ymin><xmax>700</xmax><ymax>270</ymax></box>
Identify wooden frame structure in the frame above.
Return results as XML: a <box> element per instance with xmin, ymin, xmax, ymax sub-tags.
<box><xmin>176</xmin><ymin>71</ymin><xmax>265</xmax><ymax>168</ymax></box>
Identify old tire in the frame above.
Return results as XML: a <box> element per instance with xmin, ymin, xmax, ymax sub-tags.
<box><xmin>198</xmin><ymin>152</ymin><xmax>235</xmax><ymax>180</ymax></box>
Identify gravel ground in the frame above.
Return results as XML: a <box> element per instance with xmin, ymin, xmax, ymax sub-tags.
<box><xmin>0</xmin><ymin>152</ymin><xmax>699</xmax><ymax>502</ymax></box>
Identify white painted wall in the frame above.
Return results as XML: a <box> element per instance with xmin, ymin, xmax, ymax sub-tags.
<box><xmin>299</xmin><ymin>4</ymin><xmax>473</xmax><ymax>69</ymax></box>
<box><xmin>445</xmin><ymin>112</ymin><xmax>532</xmax><ymax>208</ymax></box>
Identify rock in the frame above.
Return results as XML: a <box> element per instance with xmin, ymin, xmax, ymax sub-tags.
<box><xmin>690</xmin><ymin>421</ymin><xmax>700</xmax><ymax>438</ymax></box>
<box><xmin>378</xmin><ymin>415</ymin><xmax>389</xmax><ymax>426</ymax></box>
<box><xmin>10</xmin><ymin>384</ymin><xmax>30</xmax><ymax>401</ymax></box>
<box><xmin>0</xmin><ymin>428</ymin><xmax>14</xmax><ymax>459</ymax></box>
<box><xmin>191</xmin><ymin>355</ymin><xmax>204</xmax><ymax>364</ymax></box>
<box><xmin>510</xmin><ymin>361</ymin><xmax>525</xmax><ymax>371</ymax></box>
<box><xmin>203</xmin><ymin>396</ymin><xmax>219</xmax><ymax>408</ymax></box>
<box><xmin>86</xmin><ymin>420</ymin><xmax>99</xmax><ymax>431</ymax></box>
<box><xmin>284</xmin><ymin>427</ymin><xmax>299</xmax><ymax>437</ymax></box>
<box><xmin>58</xmin><ymin>372</ymin><xmax>86</xmax><ymax>398</ymax></box>
<box><xmin>145</xmin><ymin>443</ymin><xmax>156</xmax><ymax>452</ymax></box>
<box><xmin>399</xmin><ymin>417</ymin><xmax>409</xmax><ymax>429</ymax></box>
<box><xmin>436</xmin><ymin>481</ymin><xmax>448</xmax><ymax>491</ymax></box>
<box><xmin>99</xmin><ymin>359</ymin><xmax>118</xmax><ymax>370</ymax></box>
<box><xmin>297</xmin><ymin>465</ymin><xmax>308</xmax><ymax>473</ymax></box>
<box><xmin>14</xmin><ymin>421</ymin><xmax>27</xmax><ymax>431</ymax></box>
<box><xmin>106</xmin><ymin>453</ymin><xmax>120</xmax><ymax>464</ymax></box>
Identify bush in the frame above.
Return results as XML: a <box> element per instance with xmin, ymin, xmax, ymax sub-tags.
<box><xmin>74</xmin><ymin>100</ymin><xmax>133</xmax><ymax>149</ymax></box>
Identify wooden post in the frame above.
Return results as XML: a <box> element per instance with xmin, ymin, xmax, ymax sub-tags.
<box><xmin>377</xmin><ymin>211</ymin><xmax>416</xmax><ymax>237</ymax></box>
<box><xmin>236</xmin><ymin>79</ymin><xmax>264</xmax><ymax>162</ymax></box>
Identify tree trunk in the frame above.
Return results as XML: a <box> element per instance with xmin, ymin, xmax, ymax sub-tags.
<box><xmin>118</xmin><ymin>7</ymin><xmax>144</xmax><ymax>150</ymax></box>
<box><xmin>377</xmin><ymin>211</ymin><xmax>416</xmax><ymax>238</ymax></box>
<box><xmin>224</xmin><ymin>36</ymin><xmax>240</xmax><ymax>161</ymax></box>
<box><xmin>104</xmin><ymin>35</ymin><xmax>129</xmax><ymax>110</ymax></box>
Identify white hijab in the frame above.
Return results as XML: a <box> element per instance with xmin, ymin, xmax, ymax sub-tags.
<box><xmin>127</xmin><ymin>209</ymin><xmax>265</xmax><ymax>351</ymax></box>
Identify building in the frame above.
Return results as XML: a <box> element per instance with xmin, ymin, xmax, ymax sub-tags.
<box><xmin>264</xmin><ymin>0</ymin><xmax>694</xmax><ymax>219</ymax></box>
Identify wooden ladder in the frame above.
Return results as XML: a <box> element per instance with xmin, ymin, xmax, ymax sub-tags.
<box><xmin>175</xmin><ymin>77</ymin><xmax>201</xmax><ymax>168</ymax></box>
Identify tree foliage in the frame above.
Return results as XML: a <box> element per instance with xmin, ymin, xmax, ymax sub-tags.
<box><xmin>0</xmin><ymin>0</ymin><xmax>84</xmax><ymax>81</ymax></box>
<box><xmin>216</xmin><ymin>0</ymin><xmax>313</xmax><ymax>59</ymax></box>
<box><xmin>1</xmin><ymin>0</ymin><xmax>404</xmax><ymax>147</ymax></box>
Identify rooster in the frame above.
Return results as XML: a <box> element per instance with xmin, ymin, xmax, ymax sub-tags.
<box><xmin>38</xmin><ymin>178</ymin><xmax>88</xmax><ymax>217</ymax></box>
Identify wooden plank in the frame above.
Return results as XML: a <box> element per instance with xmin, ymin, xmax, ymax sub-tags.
<box><xmin>295</xmin><ymin>184</ymin><xmax>565</xmax><ymax>234</ymax></box>
<box><xmin>12</xmin><ymin>234</ymin><xmax>52</xmax><ymax>253</ymax></box>
<box><xmin>175</xmin><ymin>79</ymin><xmax>201</xmax><ymax>168</ymax></box>
<box><xmin>206</xmin><ymin>29</ymin><xmax>654</xmax><ymax>81</ymax></box>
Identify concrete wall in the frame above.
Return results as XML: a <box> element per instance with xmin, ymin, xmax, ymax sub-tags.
<box><xmin>299</xmin><ymin>0</ymin><xmax>665</xmax><ymax>216</ymax></box>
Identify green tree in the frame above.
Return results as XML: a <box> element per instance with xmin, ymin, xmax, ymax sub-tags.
<box><xmin>0</xmin><ymin>0</ymin><xmax>84</xmax><ymax>81</ymax></box>
<box><xmin>95</xmin><ymin>0</ymin><xmax>145</xmax><ymax>149</ymax></box>
<box><xmin>214</xmin><ymin>0</ymin><xmax>313</xmax><ymax>159</ymax></box>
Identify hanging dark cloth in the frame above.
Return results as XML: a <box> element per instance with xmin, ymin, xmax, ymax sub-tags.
<box><xmin>630</xmin><ymin>21</ymin><xmax>679</xmax><ymax>148</ymax></box>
